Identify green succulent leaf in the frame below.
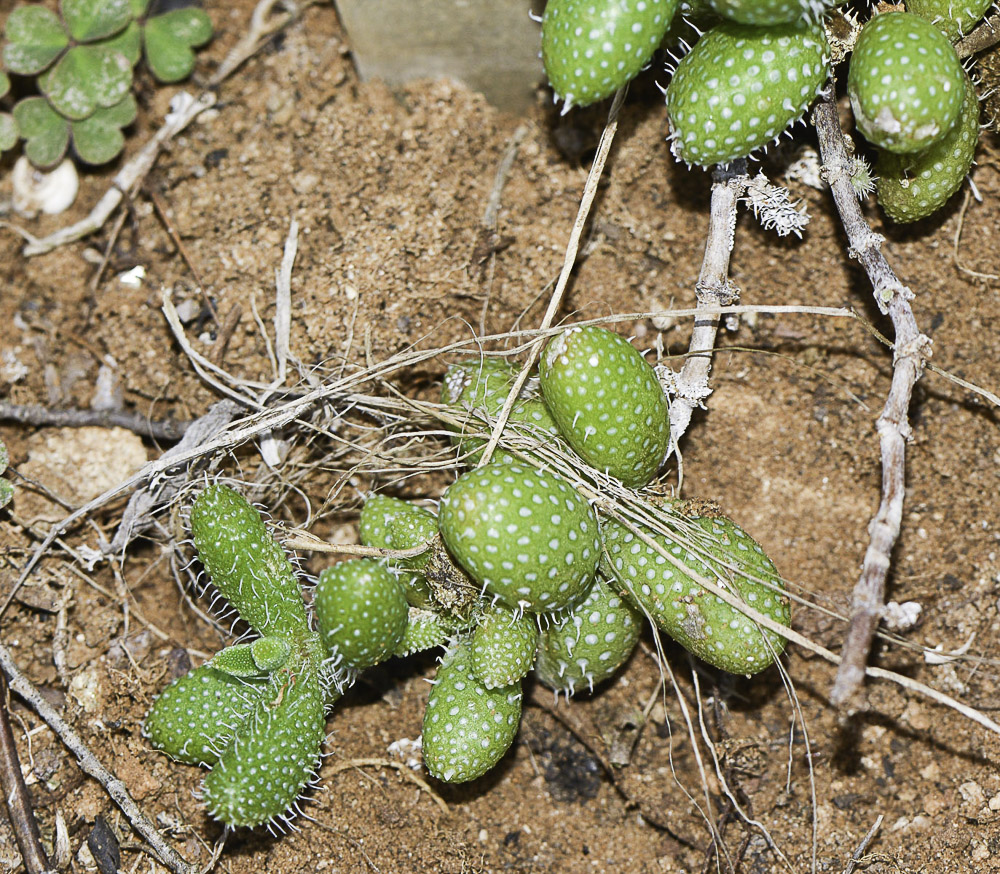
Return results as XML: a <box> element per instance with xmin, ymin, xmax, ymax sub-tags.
<box><xmin>143</xmin><ymin>8</ymin><xmax>213</xmax><ymax>83</ymax></box>
<box><xmin>39</xmin><ymin>44</ymin><xmax>133</xmax><ymax>120</ymax></box>
<box><xmin>0</xmin><ymin>113</ymin><xmax>17</xmax><ymax>154</ymax></box>
<box><xmin>103</xmin><ymin>20</ymin><xmax>142</xmax><ymax>66</ymax></box>
<box><xmin>2</xmin><ymin>6</ymin><xmax>69</xmax><ymax>76</ymax></box>
<box><xmin>470</xmin><ymin>603</ymin><xmax>539</xmax><ymax>689</ymax></box>
<box><xmin>128</xmin><ymin>0</ymin><xmax>151</xmax><ymax>17</ymax></box>
<box><xmin>0</xmin><ymin>442</ymin><xmax>8</xmax><ymax>476</ymax></box>
<box><xmin>423</xmin><ymin>641</ymin><xmax>523</xmax><ymax>783</ymax></box>
<box><xmin>359</xmin><ymin>495</ymin><xmax>436</xmax><ymax>608</ymax></box>
<box><xmin>61</xmin><ymin>0</ymin><xmax>133</xmax><ymax>43</ymax></box>
<box><xmin>143</xmin><ymin>664</ymin><xmax>271</xmax><ymax>766</ymax></box>
<box><xmin>534</xmin><ymin>575</ymin><xmax>642</xmax><ymax>695</ymax></box>
<box><xmin>209</xmin><ymin>644</ymin><xmax>261</xmax><ymax>678</ymax></box>
<box><xmin>190</xmin><ymin>484</ymin><xmax>310</xmax><ymax>638</ymax></box>
<box><xmin>393</xmin><ymin>607</ymin><xmax>457</xmax><ymax>657</ymax></box>
<box><xmin>203</xmin><ymin>665</ymin><xmax>326</xmax><ymax>828</ymax></box>
<box><xmin>251</xmin><ymin>635</ymin><xmax>293</xmax><ymax>672</ymax></box>
<box><xmin>0</xmin><ymin>480</ymin><xmax>12</xmax><ymax>510</ymax></box>
<box><xmin>314</xmin><ymin>559</ymin><xmax>409</xmax><ymax>670</ymax></box>
<box><xmin>12</xmin><ymin>97</ymin><xmax>70</xmax><ymax>167</ymax></box>
<box><xmin>70</xmin><ymin>93</ymin><xmax>136</xmax><ymax>164</ymax></box>
<box><xmin>0</xmin><ymin>71</ymin><xmax>10</xmax><ymax>99</ymax></box>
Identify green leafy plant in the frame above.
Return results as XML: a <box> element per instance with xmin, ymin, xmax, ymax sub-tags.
<box><xmin>0</xmin><ymin>0</ymin><xmax>211</xmax><ymax>167</ymax></box>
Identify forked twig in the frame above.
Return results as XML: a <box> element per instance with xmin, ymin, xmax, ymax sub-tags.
<box><xmin>811</xmin><ymin>89</ymin><xmax>932</xmax><ymax>711</ymax></box>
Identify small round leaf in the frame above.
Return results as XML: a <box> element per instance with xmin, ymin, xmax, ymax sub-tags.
<box><xmin>40</xmin><ymin>45</ymin><xmax>133</xmax><ymax>120</ymax></box>
<box><xmin>0</xmin><ymin>113</ymin><xmax>18</xmax><ymax>153</ymax></box>
<box><xmin>13</xmin><ymin>97</ymin><xmax>70</xmax><ymax>167</ymax></box>
<box><xmin>61</xmin><ymin>0</ymin><xmax>132</xmax><ymax>43</ymax></box>
<box><xmin>103</xmin><ymin>20</ymin><xmax>142</xmax><ymax>66</ymax></box>
<box><xmin>2</xmin><ymin>6</ymin><xmax>69</xmax><ymax>75</ymax></box>
<box><xmin>143</xmin><ymin>8</ymin><xmax>212</xmax><ymax>83</ymax></box>
<box><xmin>71</xmin><ymin>94</ymin><xmax>137</xmax><ymax>165</ymax></box>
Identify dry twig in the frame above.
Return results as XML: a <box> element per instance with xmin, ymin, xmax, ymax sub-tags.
<box><xmin>811</xmin><ymin>89</ymin><xmax>932</xmax><ymax>711</ymax></box>
<box><xmin>0</xmin><ymin>401</ymin><xmax>190</xmax><ymax>441</ymax></box>
<box><xmin>664</xmin><ymin>160</ymin><xmax>746</xmax><ymax>457</ymax></box>
<box><xmin>0</xmin><ymin>644</ymin><xmax>194</xmax><ymax>874</ymax></box>
<box><xmin>0</xmin><ymin>671</ymin><xmax>52</xmax><ymax>874</ymax></box>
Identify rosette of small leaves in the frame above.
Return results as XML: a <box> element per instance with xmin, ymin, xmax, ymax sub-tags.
<box><xmin>146</xmin><ymin>485</ymin><xmax>328</xmax><ymax>829</ymax></box>
<box><xmin>0</xmin><ymin>438</ymin><xmax>13</xmax><ymax>510</ymax></box>
<box><xmin>1</xmin><ymin>0</ymin><xmax>211</xmax><ymax>166</ymax></box>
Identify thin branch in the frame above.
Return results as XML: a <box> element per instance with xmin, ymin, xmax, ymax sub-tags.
<box><xmin>664</xmin><ymin>160</ymin><xmax>747</xmax><ymax>455</ymax></box>
<box><xmin>0</xmin><ymin>402</ymin><xmax>191</xmax><ymax>441</ymax></box>
<box><xmin>0</xmin><ymin>645</ymin><xmax>194</xmax><ymax>874</ymax></box>
<box><xmin>956</xmin><ymin>11</ymin><xmax>1000</xmax><ymax>57</ymax></box>
<box><xmin>0</xmin><ymin>671</ymin><xmax>52</xmax><ymax>874</ymax></box>
<box><xmin>811</xmin><ymin>89</ymin><xmax>932</xmax><ymax>711</ymax></box>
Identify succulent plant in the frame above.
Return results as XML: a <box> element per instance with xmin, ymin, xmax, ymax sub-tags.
<box><xmin>665</xmin><ymin>19</ymin><xmax>830</xmax><ymax>167</ymax></box>
<box><xmin>146</xmin><ymin>485</ymin><xmax>328</xmax><ymax>829</ymax></box>
<box><xmin>906</xmin><ymin>0</ymin><xmax>994</xmax><ymax>41</ymax></box>
<box><xmin>602</xmin><ymin>506</ymin><xmax>790</xmax><ymax>675</ymax></box>
<box><xmin>422</xmin><ymin>640</ymin><xmax>524</xmax><ymax>783</ymax></box>
<box><xmin>359</xmin><ymin>494</ymin><xmax>436</xmax><ymax>607</ymax></box>
<box><xmin>704</xmin><ymin>0</ymin><xmax>832</xmax><ymax>26</ymax></box>
<box><xmin>470</xmin><ymin>602</ymin><xmax>539</xmax><ymax>689</ymax></box>
<box><xmin>534</xmin><ymin>575</ymin><xmax>643</xmax><ymax>695</ymax></box>
<box><xmin>539</xmin><ymin>325</ymin><xmax>670</xmax><ymax>488</ymax></box>
<box><xmin>847</xmin><ymin>12</ymin><xmax>965</xmax><ymax>154</ymax></box>
<box><xmin>875</xmin><ymin>69</ymin><xmax>980</xmax><ymax>223</ymax></box>
<box><xmin>438</xmin><ymin>463</ymin><xmax>601</xmax><ymax>613</ymax></box>
<box><xmin>441</xmin><ymin>358</ymin><xmax>561</xmax><ymax>467</ymax></box>
<box><xmin>541</xmin><ymin>0</ymin><xmax>680</xmax><ymax>111</ymax></box>
<box><xmin>314</xmin><ymin>558</ymin><xmax>409</xmax><ymax>671</ymax></box>
<box><xmin>0</xmin><ymin>0</ymin><xmax>211</xmax><ymax>166</ymax></box>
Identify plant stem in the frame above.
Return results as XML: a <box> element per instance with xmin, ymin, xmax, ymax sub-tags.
<box><xmin>956</xmin><ymin>12</ymin><xmax>1000</xmax><ymax>57</ymax></box>
<box><xmin>811</xmin><ymin>89</ymin><xmax>932</xmax><ymax>711</ymax></box>
<box><xmin>666</xmin><ymin>160</ymin><xmax>747</xmax><ymax>455</ymax></box>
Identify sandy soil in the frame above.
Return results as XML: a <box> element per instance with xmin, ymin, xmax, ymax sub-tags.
<box><xmin>2</xmin><ymin>2</ymin><xmax>1000</xmax><ymax>872</ymax></box>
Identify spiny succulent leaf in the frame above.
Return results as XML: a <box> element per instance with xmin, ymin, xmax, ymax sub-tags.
<box><xmin>542</xmin><ymin>0</ymin><xmax>679</xmax><ymax>110</ymax></box>
<box><xmin>251</xmin><ymin>635</ymin><xmax>293</xmax><ymax>672</ymax></box>
<box><xmin>540</xmin><ymin>325</ymin><xmax>670</xmax><ymax>488</ymax></box>
<box><xmin>61</xmin><ymin>0</ymin><xmax>132</xmax><ymax>42</ymax></box>
<box><xmin>666</xmin><ymin>20</ymin><xmax>829</xmax><ymax>167</ymax></box>
<box><xmin>534</xmin><ymin>575</ymin><xmax>643</xmax><ymax>695</ymax></box>
<box><xmin>470</xmin><ymin>603</ymin><xmax>539</xmax><ymax>689</ymax></box>
<box><xmin>393</xmin><ymin>607</ymin><xmax>457</xmax><ymax>657</ymax></box>
<box><xmin>422</xmin><ymin>642</ymin><xmax>523</xmax><ymax>783</ymax></box>
<box><xmin>190</xmin><ymin>484</ymin><xmax>309</xmax><ymax>637</ymax></box>
<box><xmin>705</xmin><ymin>0</ymin><xmax>833</xmax><ymax>26</ymax></box>
<box><xmin>907</xmin><ymin>0</ymin><xmax>993</xmax><ymax>40</ymax></box>
<box><xmin>143</xmin><ymin>8</ymin><xmax>213</xmax><ymax>83</ymax></box>
<box><xmin>876</xmin><ymin>70</ymin><xmax>979</xmax><ymax>222</ymax></box>
<box><xmin>602</xmin><ymin>510</ymin><xmax>789</xmax><ymax>674</ymax></box>
<box><xmin>209</xmin><ymin>644</ymin><xmax>260</xmax><ymax>678</ymax></box>
<box><xmin>2</xmin><ymin>6</ymin><xmax>69</xmax><ymax>76</ymax></box>
<box><xmin>439</xmin><ymin>464</ymin><xmax>601</xmax><ymax>613</ymax></box>
<box><xmin>202</xmin><ymin>666</ymin><xmax>325</xmax><ymax>828</ymax></box>
<box><xmin>847</xmin><ymin>12</ymin><xmax>965</xmax><ymax>154</ymax></box>
<box><xmin>70</xmin><ymin>92</ymin><xmax>136</xmax><ymax>164</ymax></box>
<box><xmin>359</xmin><ymin>494</ymin><xmax>436</xmax><ymax>608</ymax></box>
<box><xmin>314</xmin><ymin>559</ymin><xmax>409</xmax><ymax>670</ymax></box>
<box><xmin>143</xmin><ymin>664</ymin><xmax>270</xmax><ymax>766</ymax></box>
<box><xmin>39</xmin><ymin>44</ymin><xmax>133</xmax><ymax>120</ymax></box>
<box><xmin>13</xmin><ymin>97</ymin><xmax>70</xmax><ymax>168</ymax></box>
